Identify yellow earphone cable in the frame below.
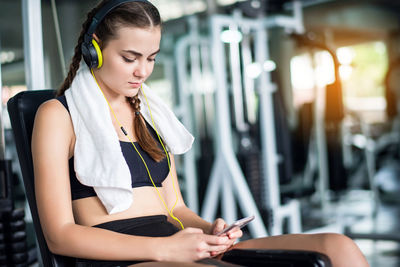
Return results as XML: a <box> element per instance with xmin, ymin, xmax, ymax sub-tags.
<box><xmin>91</xmin><ymin>69</ymin><xmax>184</xmax><ymax>230</ymax></box>
<box><xmin>140</xmin><ymin>86</ymin><xmax>180</xmax><ymax>214</ymax></box>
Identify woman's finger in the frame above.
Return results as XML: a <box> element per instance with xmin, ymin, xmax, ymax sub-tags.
<box><xmin>207</xmin><ymin>244</ymin><xmax>230</xmax><ymax>253</ymax></box>
<box><xmin>210</xmin><ymin>244</ymin><xmax>232</xmax><ymax>257</ymax></box>
<box><xmin>204</xmin><ymin>234</ymin><xmax>229</xmax><ymax>245</ymax></box>
<box><xmin>200</xmin><ymin>251</ymin><xmax>212</xmax><ymax>259</ymax></box>
<box><xmin>212</xmin><ymin>218</ymin><xmax>227</xmax><ymax>235</ymax></box>
<box><xmin>227</xmin><ymin>228</ymin><xmax>242</xmax><ymax>239</ymax></box>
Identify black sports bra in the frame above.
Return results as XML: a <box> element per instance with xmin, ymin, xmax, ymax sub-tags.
<box><xmin>56</xmin><ymin>95</ymin><xmax>169</xmax><ymax>200</ymax></box>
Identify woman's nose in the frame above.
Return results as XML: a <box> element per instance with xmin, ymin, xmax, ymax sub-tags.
<box><xmin>134</xmin><ymin>61</ymin><xmax>147</xmax><ymax>77</ymax></box>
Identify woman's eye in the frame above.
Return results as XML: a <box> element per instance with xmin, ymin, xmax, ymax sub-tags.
<box><xmin>148</xmin><ymin>58</ymin><xmax>156</xmax><ymax>62</ymax></box>
<box><xmin>123</xmin><ymin>56</ymin><xmax>135</xmax><ymax>63</ymax></box>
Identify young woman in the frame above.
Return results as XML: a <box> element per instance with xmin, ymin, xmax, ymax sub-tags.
<box><xmin>31</xmin><ymin>0</ymin><xmax>369</xmax><ymax>266</ymax></box>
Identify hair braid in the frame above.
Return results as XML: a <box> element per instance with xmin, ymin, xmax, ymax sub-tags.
<box><xmin>132</xmin><ymin>94</ymin><xmax>141</xmax><ymax>113</ymax></box>
<box><xmin>127</xmin><ymin>95</ymin><xmax>166</xmax><ymax>162</ymax></box>
<box><xmin>57</xmin><ymin>5</ymin><xmax>103</xmax><ymax>96</ymax></box>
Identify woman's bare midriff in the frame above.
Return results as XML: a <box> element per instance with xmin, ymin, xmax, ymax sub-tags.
<box><xmin>72</xmin><ymin>186</ymin><xmax>169</xmax><ymax>226</ymax></box>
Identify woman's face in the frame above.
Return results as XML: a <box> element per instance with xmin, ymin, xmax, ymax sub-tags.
<box><xmin>94</xmin><ymin>26</ymin><xmax>161</xmax><ymax>98</ymax></box>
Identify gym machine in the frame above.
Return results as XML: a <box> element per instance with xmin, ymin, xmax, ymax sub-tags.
<box><xmin>195</xmin><ymin>1</ymin><xmax>305</xmax><ymax>236</ymax></box>
<box><xmin>174</xmin><ymin>16</ymin><xmax>213</xmax><ymax>214</ymax></box>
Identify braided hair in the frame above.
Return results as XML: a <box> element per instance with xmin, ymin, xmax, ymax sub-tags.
<box><xmin>57</xmin><ymin>4</ymin><xmax>102</xmax><ymax>96</ymax></box>
<box><xmin>58</xmin><ymin>0</ymin><xmax>165</xmax><ymax>162</ymax></box>
<box><xmin>127</xmin><ymin>94</ymin><xmax>165</xmax><ymax>161</ymax></box>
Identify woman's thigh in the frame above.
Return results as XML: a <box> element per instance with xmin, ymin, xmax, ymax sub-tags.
<box><xmin>232</xmin><ymin>233</ymin><xmax>327</xmax><ymax>251</ymax></box>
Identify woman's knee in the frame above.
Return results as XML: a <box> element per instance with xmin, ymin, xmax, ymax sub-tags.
<box><xmin>319</xmin><ymin>233</ymin><xmax>361</xmax><ymax>257</ymax></box>
<box><xmin>316</xmin><ymin>233</ymin><xmax>369</xmax><ymax>267</ymax></box>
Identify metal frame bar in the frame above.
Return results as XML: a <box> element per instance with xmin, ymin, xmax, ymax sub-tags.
<box><xmin>229</xmin><ymin>11</ymin><xmax>247</xmax><ymax>132</ymax></box>
<box><xmin>175</xmin><ymin>34</ymin><xmax>201</xmax><ymax>214</ymax></box>
<box><xmin>241</xmin><ymin>26</ymin><xmax>257</xmax><ymax>124</ymax></box>
<box><xmin>22</xmin><ymin>0</ymin><xmax>46</xmax><ymax>90</ymax></box>
<box><xmin>256</xmin><ymin>14</ymin><xmax>302</xmax><ymax>235</ymax></box>
<box><xmin>313</xmin><ymin>60</ymin><xmax>330</xmax><ymax>213</ymax></box>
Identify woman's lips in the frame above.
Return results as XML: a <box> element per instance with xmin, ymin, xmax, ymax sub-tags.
<box><xmin>128</xmin><ymin>82</ymin><xmax>141</xmax><ymax>88</ymax></box>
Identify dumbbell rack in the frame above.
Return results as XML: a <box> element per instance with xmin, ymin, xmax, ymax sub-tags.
<box><xmin>0</xmin><ymin>159</ymin><xmax>29</xmax><ymax>266</ymax></box>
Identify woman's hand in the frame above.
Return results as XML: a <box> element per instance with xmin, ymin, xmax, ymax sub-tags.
<box><xmin>158</xmin><ymin>227</ymin><xmax>230</xmax><ymax>262</ymax></box>
<box><xmin>209</xmin><ymin>218</ymin><xmax>243</xmax><ymax>257</ymax></box>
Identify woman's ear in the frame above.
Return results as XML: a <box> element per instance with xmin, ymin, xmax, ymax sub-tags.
<box><xmin>92</xmin><ymin>33</ymin><xmax>100</xmax><ymax>43</ymax></box>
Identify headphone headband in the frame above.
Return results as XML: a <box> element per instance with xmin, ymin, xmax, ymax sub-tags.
<box><xmin>84</xmin><ymin>0</ymin><xmax>149</xmax><ymax>43</ymax></box>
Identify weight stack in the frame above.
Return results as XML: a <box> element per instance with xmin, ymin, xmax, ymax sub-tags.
<box><xmin>237</xmin><ymin>129</ymin><xmax>274</xmax><ymax>229</ymax></box>
<box><xmin>2</xmin><ymin>208</ymin><xmax>28</xmax><ymax>266</ymax></box>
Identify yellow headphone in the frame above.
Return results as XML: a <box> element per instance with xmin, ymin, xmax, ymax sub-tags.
<box><xmin>91</xmin><ymin>39</ymin><xmax>103</xmax><ymax>68</ymax></box>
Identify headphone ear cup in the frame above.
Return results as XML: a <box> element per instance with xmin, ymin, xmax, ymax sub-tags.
<box><xmin>82</xmin><ymin>42</ymin><xmax>93</xmax><ymax>68</ymax></box>
<box><xmin>81</xmin><ymin>39</ymin><xmax>101</xmax><ymax>68</ymax></box>
<box><xmin>91</xmin><ymin>39</ymin><xmax>103</xmax><ymax>68</ymax></box>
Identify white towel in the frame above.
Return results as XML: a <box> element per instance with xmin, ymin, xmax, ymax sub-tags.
<box><xmin>64</xmin><ymin>63</ymin><xmax>194</xmax><ymax>214</ymax></box>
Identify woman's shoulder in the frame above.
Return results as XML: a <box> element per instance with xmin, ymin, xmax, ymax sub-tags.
<box><xmin>33</xmin><ymin>97</ymin><xmax>75</xmax><ymax>155</ymax></box>
<box><xmin>37</xmin><ymin>97</ymin><xmax>69</xmax><ymax>118</ymax></box>
<box><xmin>35</xmin><ymin>98</ymin><xmax>73</xmax><ymax>134</ymax></box>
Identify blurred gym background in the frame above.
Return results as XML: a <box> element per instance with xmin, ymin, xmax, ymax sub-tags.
<box><xmin>1</xmin><ymin>0</ymin><xmax>400</xmax><ymax>266</ymax></box>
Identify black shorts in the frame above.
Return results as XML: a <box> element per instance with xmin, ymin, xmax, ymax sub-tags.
<box><xmin>74</xmin><ymin>215</ymin><xmax>240</xmax><ymax>267</ymax></box>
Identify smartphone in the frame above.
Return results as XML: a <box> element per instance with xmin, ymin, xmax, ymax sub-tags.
<box><xmin>215</xmin><ymin>215</ymin><xmax>255</xmax><ymax>236</ymax></box>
